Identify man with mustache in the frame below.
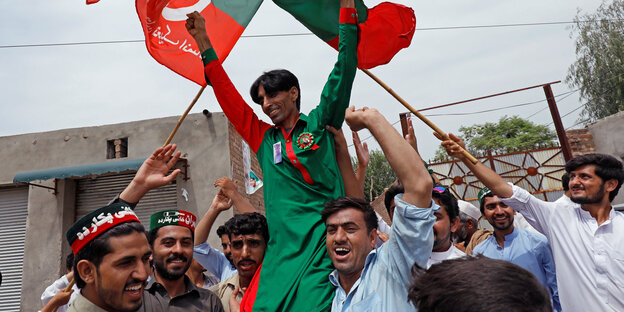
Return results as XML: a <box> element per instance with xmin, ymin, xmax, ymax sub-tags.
<box><xmin>65</xmin><ymin>203</ymin><xmax>151</xmax><ymax>312</ymax></box>
<box><xmin>209</xmin><ymin>212</ymin><xmax>268</xmax><ymax>312</ymax></box>
<box><xmin>439</xmin><ymin>134</ymin><xmax>624</xmax><ymax>311</ymax></box>
<box><xmin>473</xmin><ymin>187</ymin><xmax>561</xmax><ymax>311</ymax></box>
<box><xmin>140</xmin><ymin>209</ymin><xmax>223</xmax><ymax>311</ymax></box>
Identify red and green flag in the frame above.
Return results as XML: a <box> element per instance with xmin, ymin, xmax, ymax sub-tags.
<box><xmin>274</xmin><ymin>0</ymin><xmax>416</xmax><ymax>69</ymax></box>
<box><xmin>135</xmin><ymin>0</ymin><xmax>264</xmax><ymax>86</ymax></box>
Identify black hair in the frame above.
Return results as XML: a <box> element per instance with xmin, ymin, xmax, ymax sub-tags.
<box><xmin>74</xmin><ymin>222</ymin><xmax>145</xmax><ymax>288</ymax></box>
<box><xmin>216</xmin><ymin>224</ymin><xmax>230</xmax><ymax>237</ymax></box>
<box><xmin>322</xmin><ymin>197</ymin><xmax>379</xmax><ymax>233</ymax></box>
<box><xmin>432</xmin><ymin>188</ymin><xmax>459</xmax><ymax>221</ymax></box>
<box><xmin>565</xmin><ymin>153</ymin><xmax>624</xmax><ymax>201</ymax></box>
<box><xmin>409</xmin><ymin>255</ymin><xmax>552</xmax><ymax>312</ymax></box>
<box><xmin>384</xmin><ymin>184</ymin><xmax>404</xmax><ymax>215</ymax></box>
<box><xmin>225</xmin><ymin>212</ymin><xmax>269</xmax><ymax>243</ymax></box>
<box><xmin>65</xmin><ymin>252</ymin><xmax>74</xmax><ymax>272</ymax></box>
<box><xmin>250</xmin><ymin>69</ymin><xmax>301</xmax><ymax>111</ymax></box>
<box><xmin>479</xmin><ymin>193</ymin><xmax>496</xmax><ymax>214</ymax></box>
<box><xmin>561</xmin><ymin>172</ymin><xmax>570</xmax><ymax>192</ymax></box>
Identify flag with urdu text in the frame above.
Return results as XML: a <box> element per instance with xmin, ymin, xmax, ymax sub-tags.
<box><xmin>130</xmin><ymin>0</ymin><xmax>415</xmax><ymax>85</ymax></box>
<box><xmin>135</xmin><ymin>0</ymin><xmax>264</xmax><ymax>86</ymax></box>
<box><xmin>93</xmin><ymin>1</ymin><xmax>415</xmax><ymax>84</ymax></box>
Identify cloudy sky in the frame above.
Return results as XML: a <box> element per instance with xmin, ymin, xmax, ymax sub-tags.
<box><xmin>0</xmin><ymin>0</ymin><xmax>602</xmax><ymax>161</ymax></box>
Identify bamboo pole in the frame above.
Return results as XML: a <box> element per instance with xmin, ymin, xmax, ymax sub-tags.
<box><xmin>360</xmin><ymin>69</ymin><xmax>479</xmax><ymax>164</ymax></box>
<box><xmin>163</xmin><ymin>85</ymin><xmax>207</xmax><ymax>146</ymax></box>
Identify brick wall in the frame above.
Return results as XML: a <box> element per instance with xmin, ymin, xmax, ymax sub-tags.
<box><xmin>228</xmin><ymin>121</ymin><xmax>265</xmax><ymax>214</ymax></box>
<box><xmin>566</xmin><ymin>128</ymin><xmax>596</xmax><ymax>157</ymax></box>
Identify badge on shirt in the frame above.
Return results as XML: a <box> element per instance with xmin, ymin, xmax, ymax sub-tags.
<box><xmin>297</xmin><ymin>132</ymin><xmax>319</xmax><ymax>151</ymax></box>
<box><xmin>273</xmin><ymin>142</ymin><xmax>282</xmax><ymax>164</ymax></box>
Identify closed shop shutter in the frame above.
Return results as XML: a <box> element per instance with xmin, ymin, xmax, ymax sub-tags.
<box><xmin>0</xmin><ymin>187</ymin><xmax>28</xmax><ymax>311</ymax></box>
<box><xmin>76</xmin><ymin>173</ymin><xmax>177</xmax><ymax>229</ymax></box>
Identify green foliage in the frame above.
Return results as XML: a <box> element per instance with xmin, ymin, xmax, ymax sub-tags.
<box><xmin>566</xmin><ymin>0</ymin><xmax>624</xmax><ymax>122</ymax></box>
<box><xmin>353</xmin><ymin>149</ymin><xmax>397</xmax><ymax>202</ymax></box>
<box><xmin>431</xmin><ymin>116</ymin><xmax>557</xmax><ymax>162</ymax></box>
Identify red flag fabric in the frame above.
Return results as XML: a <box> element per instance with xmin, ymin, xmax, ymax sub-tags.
<box><xmin>135</xmin><ymin>0</ymin><xmax>263</xmax><ymax>86</ymax></box>
<box><xmin>274</xmin><ymin>0</ymin><xmax>416</xmax><ymax>69</ymax></box>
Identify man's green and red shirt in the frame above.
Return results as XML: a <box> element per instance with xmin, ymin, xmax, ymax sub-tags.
<box><xmin>201</xmin><ymin>8</ymin><xmax>358</xmax><ymax>311</ymax></box>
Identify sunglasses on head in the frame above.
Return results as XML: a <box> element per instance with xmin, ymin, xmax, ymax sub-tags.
<box><xmin>433</xmin><ymin>186</ymin><xmax>448</xmax><ymax>193</ymax></box>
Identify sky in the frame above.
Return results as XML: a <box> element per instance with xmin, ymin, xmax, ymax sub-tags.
<box><xmin>0</xmin><ymin>0</ymin><xmax>603</xmax><ymax>162</ymax></box>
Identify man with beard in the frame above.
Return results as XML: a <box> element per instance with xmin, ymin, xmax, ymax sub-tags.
<box><xmin>473</xmin><ymin>187</ymin><xmax>561</xmax><ymax>311</ymax></box>
<box><xmin>209</xmin><ymin>213</ymin><xmax>268</xmax><ymax>312</ymax></box>
<box><xmin>427</xmin><ymin>186</ymin><xmax>465</xmax><ymax>268</ymax></box>
<box><xmin>65</xmin><ymin>203</ymin><xmax>151</xmax><ymax>312</ymax></box>
<box><xmin>140</xmin><ymin>209</ymin><xmax>223</xmax><ymax>311</ymax></box>
<box><xmin>453</xmin><ymin>200</ymin><xmax>481</xmax><ymax>253</ymax></box>
<box><xmin>439</xmin><ymin>134</ymin><xmax>624</xmax><ymax>311</ymax></box>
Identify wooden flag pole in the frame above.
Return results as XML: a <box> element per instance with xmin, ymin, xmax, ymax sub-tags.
<box><xmin>51</xmin><ymin>279</ymin><xmax>76</xmax><ymax>312</ymax></box>
<box><xmin>360</xmin><ymin>69</ymin><xmax>479</xmax><ymax>164</ymax></box>
<box><xmin>163</xmin><ymin>86</ymin><xmax>207</xmax><ymax>146</ymax></box>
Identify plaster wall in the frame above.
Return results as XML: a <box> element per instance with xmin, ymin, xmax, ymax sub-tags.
<box><xmin>2</xmin><ymin>113</ymin><xmax>233</xmax><ymax>310</ymax></box>
<box><xmin>587</xmin><ymin>110</ymin><xmax>624</xmax><ymax>206</ymax></box>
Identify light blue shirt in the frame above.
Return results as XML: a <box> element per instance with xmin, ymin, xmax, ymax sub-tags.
<box><xmin>473</xmin><ymin>227</ymin><xmax>561</xmax><ymax>311</ymax></box>
<box><xmin>194</xmin><ymin>242</ymin><xmax>237</xmax><ymax>282</ymax></box>
<box><xmin>329</xmin><ymin>194</ymin><xmax>437</xmax><ymax>312</ymax></box>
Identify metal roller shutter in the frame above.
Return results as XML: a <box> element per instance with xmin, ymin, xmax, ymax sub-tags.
<box><xmin>0</xmin><ymin>187</ymin><xmax>28</xmax><ymax>311</ymax></box>
<box><xmin>76</xmin><ymin>173</ymin><xmax>177</xmax><ymax>229</ymax></box>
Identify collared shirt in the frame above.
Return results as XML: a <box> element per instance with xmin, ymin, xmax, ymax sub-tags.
<box><xmin>209</xmin><ymin>273</ymin><xmax>244</xmax><ymax>312</ymax></box>
<box><xmin>194</xmin><ymin>242</ymin><xmax>237</xmax><ymax>281</ymax></box>
<box><xmin>553</xmin><ymin>194</ymin><xmax>578</xmax><ymax>207</ymax></box>
<box><xmin>202</xmin><ymin>8</ymin><xmax>358</xmax><ymax>311</ymax></box>
<box><xmin>473</xmin><ymin>227</ymin><xmax>561</xmax><ymax>311</ymax></box>
<box><xmin>140</xmin><ymin>275</ymin><xmax>224</xmax><ymax>312</ymax></box>
<box><xmin>502</xmin><ymin>184</ymin><xmax>624</xmax><ymax>311</ymax></box>
<box><xmin>201</xmin><ymin>272</ymin><xmax>220</xmax><ymax>289</ymax></box>
<box><xmin>66</xmin><ymin>293</ymin><xmax>107</xmax><ymax>312</ymax></box>
<box><xmin>426</xmin><ymin>244</ymin><xmax>465</xmax><ymax>268</ymax></box>
<box><xmin>329</xmin><ymin>194</ymin><xmax>437</xmax><ymax>312</ymax></box>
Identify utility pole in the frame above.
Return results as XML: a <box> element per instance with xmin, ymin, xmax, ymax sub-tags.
<box><xmin>544</xmin><ymin>84</ymin><xmax>573</xmax><ymax>162</ymax></box>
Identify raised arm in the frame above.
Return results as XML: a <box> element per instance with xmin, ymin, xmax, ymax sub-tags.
<box><xmin>120</xmin><ymin>144</ymin><xmax>181</xmax><ymax>204</ymax></box>
<box><xmin>346</xmin><ymin>107</ymin><xmax>432</xmax><ymax>208</ymax></box>
<box><xmin>214</xmin><ymin>177</ymin><xmax>256</xmax><ymax>214</ymax></box>
<box><xmin>326</xmin><ymin>126</ymin><xmax>364</xmax><ymax>198</ymax></box>
<box><xmin>308</xmin><ymin>0</ymin><xmax>358</xmax><ymax>129</ymax></box>
<box><xmin>352</xmin><ymin>130</ymin><xmax>369</xmax><ymax>192</ymax></box>
<box><xmin>195</xmin><ymin>189</ymin><xmax>232</xmax><ymax>246</ymax></box>
<box><xmin>435</xmin><ymin>133</ymin><xmax>512</xmax><ymax>198</ymax></box>
<box><xmin>186</xmin><ymin>11</ymin><xmax>270</xmax><ymax>153</ymax></box>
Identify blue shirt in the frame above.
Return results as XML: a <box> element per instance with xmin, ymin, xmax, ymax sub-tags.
<box><xmin>473</xmin><ymin>227</ymin><xmax>561</xmax><ymax>311</ymax></box>
<box><xmin>329</xmin><ymin>194</ymin><xmax>437</xmax><ymax>312</ymax></box>
<box><xmin>194</xmin><ymin>242</ymin><xmax>237</xmax><ymax>282</ymax></box>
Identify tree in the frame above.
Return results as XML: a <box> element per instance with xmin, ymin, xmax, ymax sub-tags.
<box><xmin>566</xmin><ymin>0</ymin><xmax>624</xmax><ymax>123</ymax></box>
<box><xmin>432</xmin><ymin>115</ymin><xmax>557</xmax><ymax>161</ymax></box>
<box><xmin>354</xmin><ymin>150</ymin><xmax>397</xmax><ymax>202</ymax></box>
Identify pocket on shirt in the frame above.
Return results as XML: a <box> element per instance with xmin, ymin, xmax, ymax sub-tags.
<box><xmin>350</xmin><ymin>293</ymin><xmax>381</xmax><ymax>311</ymax></box>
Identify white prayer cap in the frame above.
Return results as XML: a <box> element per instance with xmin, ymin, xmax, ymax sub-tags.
<box><xmin>457</xmin><ymin>200</ymin><xmax>481</xmax><ymax>221</ymax></box>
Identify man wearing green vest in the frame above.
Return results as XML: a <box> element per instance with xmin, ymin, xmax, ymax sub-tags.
<box><xmin>185</xmin><ymin>0</ymin><xmax>358</xmax><ymax>310</ymax></box>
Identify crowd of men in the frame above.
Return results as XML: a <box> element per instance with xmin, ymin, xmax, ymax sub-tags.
<box><xmin>39</xmin><ymin>0</ymin><xmax>624</xmax><ymax>310</ymax></box>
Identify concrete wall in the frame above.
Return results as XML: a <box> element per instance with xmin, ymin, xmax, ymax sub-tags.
<box><xmin>1</xmin><ymin>113</ymin><xmax>237</xmax><ymax>310</ymax></box>
<box><xmin>587</xmin><ymin>110</ymin><xmax>624</xmax><ymax>206</ymax></box>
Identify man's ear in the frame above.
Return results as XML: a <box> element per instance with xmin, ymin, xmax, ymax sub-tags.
<box><xmin>76</xmin><ymin>259</ymin><xmax>97</xmax><ymax>285</ymax></box>
<box><xmin>450</xmin><ymin>216</ymin><xmax>461</xmax><ymax>233</ymax></box>
<box><xmin>289</xmin><ymin>86</ymin><xmax>299</xmax><ymax>103</ymax></box>
<box><xmin>369</xmin><ymin>228</ymin><xmax>377</xmax><ymax>249</ymax></box>
<box><xmin>605</xmin><ymin>179</ymin><xmax>619</xmax><ymax>194</ymax></box>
